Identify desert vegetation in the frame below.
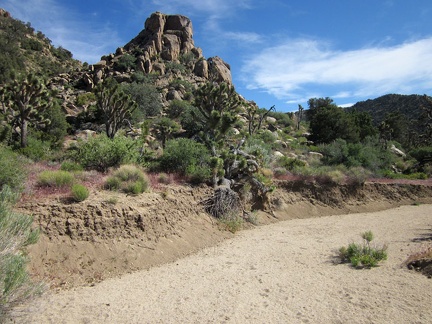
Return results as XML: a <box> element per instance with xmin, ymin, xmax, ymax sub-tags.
<box><xmin>1</xmin><ymin>9</ymin><xmax>432</xmax><ymax>318</ymax></box>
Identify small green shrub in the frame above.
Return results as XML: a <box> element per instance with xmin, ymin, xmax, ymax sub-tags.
<box><xmin>18</xmin><ymin>137</ymin><xmax>51</xmax><ymax>161</ymax></box>
<box><xmin>71</xmin><ymin>184</ymin><xmax>89</xmax><ymax>202</ymax></box>
<box><xmin>0</xmin><ymin>186</ymin><xmax>43</xmax><ymax>318</ymax></box>
<box><xmin>278</xmin><ymin>156</ymin><xmax>307</xmax><ymax>170</ymax></box>
<box><xmin>105</xmin><ymin>165</ymin><xmax>149</xmax><ymax>194</ymax></box>
<box><xmin>338</xmin><ymin>231</ymin><xmax>388</xmax><ymax>268</ymax></box>
<box><xmin>37</xmin><ymin>170</ymin><xmax>74</xmax><ymax>187</ymax></box>
<box><xmin>61</xmin><ymin>161</ymin><xmax>84</xmax><ymax>172</ymax></box>
<box><xmin>158</xmin><ymin>138</ymin><xmax>211</xmax><ymax>176</ymax></box>
<box><xmin>157</xmin><ymin>173</ymin><xmax>171</xmax><ymax>185</ymax></box>
<box><xmin>218</xmin><ymin>213</ymin><xmax>243</xmax><ymax>233</ymax></box>
<box><xmin>72</xmin><ymin>135</ymin><xmax>138</xmax><ymax>172</ymax></box>
<box><xmin>0</xmin><ymin>146</ymin><xmax>27</xmax><ymax>192</ymax></box>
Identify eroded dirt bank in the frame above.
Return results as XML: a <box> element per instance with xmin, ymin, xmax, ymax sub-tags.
<box><xmin>13</xmin><ymin>203</ymin><xmax>432</xmax><ymax>323</ymax></box>
<box><xmin>18</xmin><ymin>181</ymin><xmax>432</xmax><ymax>289</ymax></box>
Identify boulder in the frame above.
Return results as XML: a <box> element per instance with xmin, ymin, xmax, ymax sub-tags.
<box><xmin>208</xmin><ymin>56</ymin><xmax>232</xmax><ymax>84</ymax></box>
<box><xmin>161</xmin><ymin>34</ymin><xmax>181</xmax><ymax>61</ymax></box>
<box><xmin>194</xmin><ymin>59</ymin><xmax>208</xmax><ymax>78</ymax></box>
<box><xmin>390</xmin><ymin>144</ymin><xmax>406</xmax><ymax>157</ymax></box>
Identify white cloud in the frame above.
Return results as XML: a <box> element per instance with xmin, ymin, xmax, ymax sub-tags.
<box><xmin>241</xmin><ymin>37</ymin><xmax>432</xmax><ymax>103</ymax></box>
<box><xmin>0</xmin><ymin>0</ymin><xmax>121</xmax><ymax>63</ymax></box>
<box><xmin>149</xmin><ymin>0</ymin><xmax>252</xmax><ymax>18</ymax></box>
<box><xmin>224</xmin><ymin>31</ymin><xmax>263</xmax><ymax>44</ymax></box>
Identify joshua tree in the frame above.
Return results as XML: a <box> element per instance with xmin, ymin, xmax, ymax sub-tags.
<box><xmin>95</xmin><ymin>78</ymin><xmax>137</xmax><ymax>139</ymax></box>
<box><xmin>153</xmin><ymin>117</ymin><xmax>180</xmax><ymax>148</ymax></box>
<box><xmin>193</xmin><ymin>81</ymin><xmax>243</xmax><ymax>153</ymax></box>
<box><xmin>0</xmin><ymin>74</ymin><xmax>52</xmax><ymax>148</ymax></box>
<box><xmin>245</xmin><ymin>103</ymin><xmax>275</xmax><ymax>136</ymax></box>
<box><xmin>193</xmin><ymin>82</ymin><xmax>273</xmax><ymax>205</ymax></box>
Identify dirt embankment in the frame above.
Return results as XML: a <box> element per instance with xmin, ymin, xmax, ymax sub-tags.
<box><xmin>18</xmin><ymin>181</ymin><xmax>432</xmax><ymax>289</ymax></box>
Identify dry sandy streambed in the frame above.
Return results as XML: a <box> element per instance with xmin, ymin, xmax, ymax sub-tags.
<box><xmin>13</xmin><ymin>204</ymin><xmax>432</xmax><ymax>323</ymax></box>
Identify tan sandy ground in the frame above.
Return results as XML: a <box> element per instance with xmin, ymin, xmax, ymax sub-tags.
<box><xmin>12</xmin><ymin>204</ymin><xmax>432</xmax><ymax>324</ymax></box>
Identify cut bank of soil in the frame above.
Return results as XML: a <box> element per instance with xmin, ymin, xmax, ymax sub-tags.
<box><xmin>12</xmin><ymin>203</ymin><xmax>432</xmax><ymax>323</ymax></box>
<box><xmin>16</xmin><ymin>180</ymin><xmax>432</xmax><ymax>290</ymax></box>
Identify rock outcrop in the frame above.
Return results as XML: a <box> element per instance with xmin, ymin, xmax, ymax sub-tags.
<box><xmin>46</xmin><ymin>12</ymin><xmax>236</xmax><ymax>130</ymax></box>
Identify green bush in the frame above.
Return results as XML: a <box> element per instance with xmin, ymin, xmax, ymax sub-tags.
<box><xmin>338</xmin><ymin>231</ymin><xmax>388</xmax><ymax>268</ymax></box>
<box><xmin>319</xmin><ymin>137</ymin><xmax>394</xmax><ymax>174</ymax></box>
<box><xmin>72</xmin><ymin>135</ymin><xmax>138</xmax><ymax>172</ymax></box>
<box><xmin>410</xmin><ymin>146</ymin><xmax>432</xmax><ymax>165</ymax></box>
<box><xmin>0</xmin><ymin>146</ymin><xmax>27</xmax><ymax>192</ymax></box>
<box><xmin>277</xmin><ymin>156</ymin><xmax>307</xmax><ymax>171</ymax></box>
<box><xmin>105</xmin><ymin>165</ymin><xmax>149</xmax><ymax>194</ymax></box>
<box><xmin>186</xmin><ymin>164</ymin><xmax>212</xmax><ymax>184</ymax></box>
<box><xmin>218</xmin><ymin>214</ymin><xmax>243</xmax><ymax>233</ymax></box>
<box><xmin>158</xmin><ymin>138</ymin><xmax>211</xmax><ymax>176</ymax></box>
<box><xmin>61</xmin><ymin>161</ymin><xmax>84</xmax><ymax>172</ymax></box>
<box><xmin>71</xmin><ymin>184</ymin><xmax>89</xmax><ymax>202</ymax></box>
<box><xmin>113</xmin><ymin>54</ymin><xmax>136</xmax><ymax>72</ymax></box>
<box><xmin>0</xmin><ymin>186</ymin><xmax>42</xmax><ymax>317</ymax></box>
<box><xmin>18</xmin><ymin>137</ymin><xmax>51</xmax><ymax>161</ymax></box>
<box><xmin>37</xmin><ymin>170</ymin><xmax>74</xmax><ymax>187</ymax></box>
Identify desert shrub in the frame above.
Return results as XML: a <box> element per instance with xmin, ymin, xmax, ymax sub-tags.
<box><xmin>268</xmin><ymin>111</ymin><xmax>293</xmax><ymax>128</ymax></box>
<box><xmin>0</xmin><ymin>146</ymin><xmax>27</xmax><ymax>192</ymax></box>
<box><xmin>180</xmin><ymin>106</ymin><xmax>205</xmax><ymax>137</ymax></box>
<box><xmin>105</xmin><ymin>165</ymin><xmax>149</xmax><ymax>194</ymax></box>
<box><xmin>71</xmin><ymin>184</ymin><xmax>89</xmax><ymax>202</ymax></box>
<box><xmin>0</xmin><ymin>186</ymin><xmax>42</xmax><ymax>318</ymax></box>
<box><xmin>76</xmin><ymin>92</ymin><xmax>96</xmax><ymax>106</ymax></box>
<box><xmin>167</xmin><ymin>100</ymin><xmax>193</xmax><ymax>119</ymax></box>
<box><xmin>381</xmin><ymin>171</ymin><xmax>428</xmax><ymax>180</ymax></box>
<box><xmin>72</xmin><ymin>135</ymin><xmax>138</xmax><ymax>172</ymax></box>
<box><xmin>243</xmin><ymin>138</ymin><xmax>273</xmax><ymax>167</ymax></box>
<box><xmin>346</xmin><ymin>167</ymin><xmax>371</xmax><ymax>185</ymax></box>
<box><xmin>37</xmin><ymin>170</ymin><xmax>74</xmax><ymax>187</ymax></box>
<box><xmin>169</xmin><ymin>79</ymin><xmax>194</xmax><ymax>92</ymax></box>
<box><xmin>158</xmin><ymin>138</ymin><xmax>211</xmax><ymax>176</ymax></box>
<box><xmin>121</xmin><ymin>82</ymin><xmax>162</xmax><ymax>122</ymax></box>
<box><xmin>277</xmin><ymin>156</ymin><xmax>307</xmax><ymax>171</ymax></box>
<box><xmin>315</xmin><ymin>169</ymin><xmax>345</xmax><ymax>185</ymax></box>
<box><xmin>157</xmin><ymin>173</ymin><xmax>171</xmax><ymax>185</ymax></box>
<box><xmin>338</xmin><ymin>231</ymin><xmax>388</xmax><ymax>268</ymax></box>
<box><xmin>18</xmin><ymin>137</ymin><xmax>51</xmax><ymax>161</ymax></box>
<box><xmin>61</xmin><ymin>161</ymin><xmax>84</xmax><ymax>172</ymax></box>
<box><xmin>165</xmin><ymin>61</ymin><xmax>186</xmax><ymax>73</ymax></box>
<box><xmin>113</xmin><ymin>54</ymin><xmax>136</xmax><ymax>72</ymax></box>
<box><xmin>255</xmin><ymin>130</ymin><xmax>277</xmax><ymax>144</ymax></box>
<box><xmin>409</xmin><ymin>146</ymin><xmax>432</xmax><ymax>165</ymax></box>
<box><xmin>185</xmin><ymin>164</ymin><xmax>212</xmax><ymax>184</ymax></box>
<box><xmin>218</xmin><ymin>213</ymin><xmax>243</xmax><ymax>233</ymax></box>
<box><xmin>319</xmin><ymin>137</ymin><xmax>394</xmax><ymax>174</ymax></box>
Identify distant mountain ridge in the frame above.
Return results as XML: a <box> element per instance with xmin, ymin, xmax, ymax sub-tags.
<box><xmin>347</xmin><ymin>94</ymin><xmax>431</xmax><ymax>125</ymax></box>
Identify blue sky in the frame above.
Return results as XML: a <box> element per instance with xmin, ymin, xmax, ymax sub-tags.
<box><xmin>1</xmin><ymin>0</ymin><xmax>432</xmax><ymax>112</ymax></box>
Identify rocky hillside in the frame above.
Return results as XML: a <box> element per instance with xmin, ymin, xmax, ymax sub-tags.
<box><xmin>347</xmin><ymin>93</ymin><xmax>431</xmax><ymax>126</ymax></box>
<box><xmin>0</xmin><ymin>8</ymin><xmax>81</xmax><ymax>83</ymax></box>
<box><xmin>48</xmin><ymin>12</ymin><xmax>244</xmax><ymax>123</ymax></box>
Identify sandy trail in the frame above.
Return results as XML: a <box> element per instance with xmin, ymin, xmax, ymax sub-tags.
<box><xmin>14</xmin><ymin>204</ymin><xmax>432</xmax><ymax>323</ymax></box>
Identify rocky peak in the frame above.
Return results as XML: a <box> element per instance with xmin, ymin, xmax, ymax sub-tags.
<box><xmin>125</xmin><ymin>12</ymin><xmax>195</xmax><ymax>62</ymax></box>
<box><xmin>0</xmin><ymin>8</ymin><xmax>11</xmax><ymax>18</ymax></box>
<box><xmin>84</xmin><ymin>12</ymin><xmax>232</xmax><ymax>88</ymax></box>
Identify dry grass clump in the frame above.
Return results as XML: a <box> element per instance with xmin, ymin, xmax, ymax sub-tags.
<box><xmin>105</xmin><ymin>165</ymin><xmax>150</xmax><ymax>195</ymax></box>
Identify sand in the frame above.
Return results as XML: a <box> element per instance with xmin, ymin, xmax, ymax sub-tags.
<box><xmin>12</xmin><ymin>204</ymin><xmax>432</xmax><ymax>323</ymax></box>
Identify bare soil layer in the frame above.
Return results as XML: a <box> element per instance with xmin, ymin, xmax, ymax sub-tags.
<box><xmin>12</xmin><ymin>202</ymin><xmax>432</xmax><ymax>323</ymax></box>
<box><xmin>16</xmin><ymin>181</ymin><xmax>432</xmax><ymax>290</ymax></box>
